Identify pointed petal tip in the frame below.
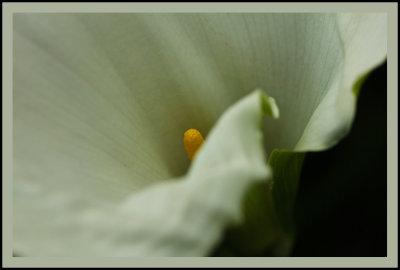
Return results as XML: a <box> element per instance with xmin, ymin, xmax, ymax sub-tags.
<box><xmin>254</xmin><ymin>88</ymin><xmax>280</xmax><ymax>119</ymax></box>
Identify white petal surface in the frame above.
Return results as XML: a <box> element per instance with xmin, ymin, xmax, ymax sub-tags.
<box><xmin>13</xmin><ymin>13</ymin><xmax>387</xmax><ymax>256</ymax></box>
<box><xmin>15</xmin><ymin>90</ymin><xmax>276</xmax><ymax>256</ymax></box>
<box><xmin>295</xmin><ymin>13</ymin><xmax>387</xmax><ymax>150</ymax></box>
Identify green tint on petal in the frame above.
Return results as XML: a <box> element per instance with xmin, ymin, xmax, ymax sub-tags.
<box><xmin>212</xmin><ymin>181</ymin><xmax>284</xmax><ymax>256</ymax></box>
<box><xmin>213</xmin><ymin>150</ymin><xmax>306</xmax><ymax>257</ymax></box>
<box><xmin>15</xmin><ymin>90</ymin><xmax>278</xmax><ymax>256</ymax></box>
<box><xmin>269</xmin><ymin>150</ymin><xmax>306</xmax><ymax>238</ymax></box>
<box><xmin>263</xmin><ymin>14</ymin><xmax>386</xmax><ymax>251</ymax></box>
<box><xmin>266</xmin><ymin>15</ymin><xmax>386</xmax><ymax>249</ymax></box>
<box><xmin>261</xmin><ymin>92</ymin><xmax>280</xmax><ymax>119</ymax></box>
<box><xmin>352</xmin><ymin>70</ymin><xmax>374</xmax><ymax>97</ymax></box>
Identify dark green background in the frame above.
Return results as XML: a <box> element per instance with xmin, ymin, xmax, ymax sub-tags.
<box><xmin>292</xmin><ymin>62</ymin><xmax>387</xmax><ymax>256</ymax></box>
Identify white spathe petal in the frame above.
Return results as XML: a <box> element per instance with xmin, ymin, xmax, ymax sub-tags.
<box><xmin>295</xmin><ymin>13</ymin><xmax>387</xmax><ymax>151</ymax></box>
<box><xmin>13</xmin><ymin>13</ymin><xmax>386</xmax><ymax>256</ymax></box>
<box><xmin>15</xmin><ymin>90</ymin><xmax>275</xmax><ymax>256</ymax></box>
<box><xmin>14</xmin><ymin>13</ymin><xmax>385</xmax><ymax>187</ymax></box>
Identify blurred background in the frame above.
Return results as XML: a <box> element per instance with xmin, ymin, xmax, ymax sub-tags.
<box><xmin>291</xmin><ymin>62</ymin><xmax>387</xmax><ymax>256</ymax></box>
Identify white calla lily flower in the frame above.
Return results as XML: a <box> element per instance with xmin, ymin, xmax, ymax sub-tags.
<box><xmin>13</xmin><ymin>13</ymin><xmax>386</xmax><ymax>256</ymax></box>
